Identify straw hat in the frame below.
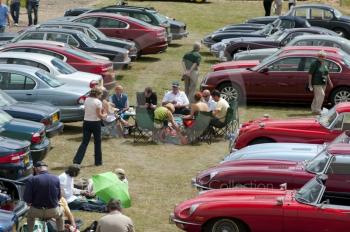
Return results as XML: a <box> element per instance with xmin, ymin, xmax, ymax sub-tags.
<box><xmin>165</xmin><ymin>103</ymin><xmax>175</xmax><ymax>113</ymax></box>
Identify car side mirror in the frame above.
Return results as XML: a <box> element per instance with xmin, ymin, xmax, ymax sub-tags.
<box><xmin>260</xmin><ymin>67</ymin><xmax>269</xmax><ymax>73</ymax></box>
<box><xmin>318</xmin><ymin>199</ymin><xmax>330</xmax><ymax>209</ymax></box>
<box><xmin>276</xmin><ymin>196</ymin><xmax>284</xmax><ymax>206</ymax></box>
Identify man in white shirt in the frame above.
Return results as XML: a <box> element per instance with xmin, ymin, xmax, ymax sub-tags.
<box><xmin>59</xmin><ymin>165</ymin><xmax>107</xmax><ymax>212</ymax></box>
<box><xmin>202</xmin><ymin>89</ymin><xmax>217</xmax><ymax>112</ymax></box>
<box><xmin>210</xmin><ymin>90</ymin><xmax>230</xmax><ymax>127</ymax></box>
<box><xmin>162</xmin><ymin>81</ymin><xmax>190</xmax><ymax>115</ymax></box>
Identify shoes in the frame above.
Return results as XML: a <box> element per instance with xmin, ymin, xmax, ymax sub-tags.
<box><xmin>95</xmin><ymin>163</ymin><xmax>102</xmax><ymax>166</ymax></box>
<box><xmin>14</xmin><ymin>23</ymin><xmax>18</xmax><ymax>26</ymax></box>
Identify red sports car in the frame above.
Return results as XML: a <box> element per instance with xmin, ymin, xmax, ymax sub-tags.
<box><xmin>201</xmin><ymin>47</ymin><xmax>350</xmax><ymax>104</ymax></box>
<box><xmin>211</xmin><ymin>46</ymin><xmax>340</xmax><ymax>72</ymax></box>
<box><xmin>0</xmin><ymin>41</ymin><xmax>116</xmax><ymax>89</ymax></box>
<box><xmin>72</xmin><ymin>13</ymin><xmax>168</xmax><ymax>56</ymax></box>
<box><xmin>171</xmin><ymin>175</ymin><xmax>350</xmax><ymax>232</ymax></box>
<box><xmin>193</xmin><ymin>139</ymin><xmax>350</xmax><ymax>191</ymax></box>
<box><xmin>233</xmin><ymin>102</ymin><xmax>350</xmax><ymax>150</ymax></box>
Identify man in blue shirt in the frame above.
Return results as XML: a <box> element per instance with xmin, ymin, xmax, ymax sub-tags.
<box><xmin>0</xmin><ymin>0</ymin><xmax>10</xmax><ymax>32</ymax></box>
<box><xmin>24</xmin><ymin>161</ymin><xmax>64</xmax><ymax>232</ymax></box>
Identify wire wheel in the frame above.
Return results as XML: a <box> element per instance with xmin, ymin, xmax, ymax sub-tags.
<box><xmin>211</xmin><ymin>219</ymin><xmax>240</xmax><ymax>232</ymax></box>
<box><xmin>332</xmin><ymin>88</ymin><xmax>350</xmax><ymax>104</ymax></box>
<box><xmin>219</xmin><ymin>83</ymin><xmax>240</xmax><ymax>102</ymax></box>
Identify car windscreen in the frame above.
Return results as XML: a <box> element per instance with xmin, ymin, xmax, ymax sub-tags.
<box><xmin>77</xmin><ymin>33</ymin><xmax>96</xmax><ymax>47</ymax></box>
<box><xmin>67</xmin><ymin>48</ymin><xmax>96</xmax><ymax>61</ymax></box>
<box><xmin>51</xmin><ymin>58</ymin><xmax>77</xmax><ymax>74</ymax></box>
<box><xmin>334</xmin><ymin>8</ymin><xmax>342</xmax><ymax>18</ymax></box>
<box><xmin>154</xmin><ymin>12</ymin><xmax>168</xmax><ymax>25</ymax></box>
<box><xmin>295</xmin><ymin>177</ymin><xmax>323</xmax><ymax>204</ymax></box>
<box><xmin>306</xmin><ymin>150</ymin><xmax>331</xmax><ymax>174</ymax></box>
<box><xmin>35</xmin><ymin>70</ymin><xmax>63</xmax><ymax>87</ymax></box>
<box><xmin>0</xmin><ymin>110</ymin><xmax>12</xmax><ymax>124</ymax></box>
<box><xmin>270</xmin><ymin>30</ymin><xmax>286</xmax><ymax>41</ymax></box>
<box><xmin>0</xmin><ymin>90</ymin><xmax>17</xmax><ymax>106</ymax></box>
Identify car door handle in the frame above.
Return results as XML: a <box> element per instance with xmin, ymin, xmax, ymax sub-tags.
<box><xmin>26</xmin><ymin>93</ymin><xmax>32</xmax><ymax>96</ymax></box>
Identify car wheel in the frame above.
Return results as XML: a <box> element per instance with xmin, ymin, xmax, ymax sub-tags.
<box><xmin>330</xmin><ymin>87</ymin><xmax>350</xmax><ymax>105</ymax></box>
<box><xmin>218</xmin><ymin>82</ymin><xmax>242</xmax><ymax>103</ymax></box>
<box><xmin>249</xmin><ymin>137</ymin><xmax>275</xmax><ymax>145</ymax></box>
<box><xmin>193</xmin><ymin>0</ymin><xmax>206</xmax><ymax>3</ymax></box>
<box><xmin>205</xmin><ymin>218</ymin><xmax>247</xmax><ymax>232</ymax></box>
<box><xmin>334</xmin><ymin>28</ymin><xmax>348</xmax><ymax>38</ymax></box>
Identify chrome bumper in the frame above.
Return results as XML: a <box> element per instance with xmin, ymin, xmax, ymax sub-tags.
<box><xmin>191</xmin><ymin>178</ymin><xmax>211</xmax><ymax>191</ymax></box>
<box><xmin>169</xmin><ymin>213</ymin><xmax>201</xmax><ymax>226</ymax></box>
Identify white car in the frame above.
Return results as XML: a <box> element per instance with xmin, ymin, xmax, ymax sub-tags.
<box><xmin>0</xmin><ymin>52</ymin><xmax>103</xmax><ymax>88</ymax></box>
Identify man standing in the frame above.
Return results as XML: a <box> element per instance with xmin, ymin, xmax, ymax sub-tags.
<box><xmin>308</xmin><ymin>51</ymin><xmax>333</xmax><ymax>115</ymax></box>
<box><xmin>182</xmin><ymin>42</ymin><xmax>201</xmax><ymax>103</ymax></box>
<box><xmin>24</xmin><ymin>161</ymin><xmax>64</xmax><ymax>232</ymax></box>
<box><xmin>9</xmin><ymin>0</ymin><xmax>19</xmax><ymax>26</ymax></box>
<box><xmin>274</xmin><ymin>0</ymin><xmax>283</xmax><ymax>15</ymax></box>
<box><xmin>0</xmin><ymin>0</ymin><xmax>10</xmax><ymax>32</ymax></box>
<box><xmin>162</xmin><ymin>81</ymin><xmax>190</xmax><ymax>115</ymax></box>
<box><xmin>27</xmin><ymin>0</ymin><xmax>39</xmax><ymax>26</ymax></box>
<box><xmin>263</xmin><ymin>0</ymin><xmax>273</xmax><ymax>16</ymax></box>
<box><xmin>96</xmin><ymin>199</ymin><xmax>135</xmax><ymax>232</ymax></box>
<box><xmin>210</xmin><ymin>90</ymin><xmax>230</xmax><ymax>127</ymax></box>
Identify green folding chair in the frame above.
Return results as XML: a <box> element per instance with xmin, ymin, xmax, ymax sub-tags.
<box><xmin>133</xmin><ymin>107</ymin><xmax>155</xmax><ymax>143</ymax></box>
<box><xmin>186</xmin><ymin>111</ymin><xmax>213</xmax><ymax>144</ymax></box>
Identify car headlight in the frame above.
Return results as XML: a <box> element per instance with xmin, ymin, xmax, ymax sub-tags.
<box><xmin>189</xmin><ymin>203</ymin><xmax>202</xmax><ymax>215</ymax></box>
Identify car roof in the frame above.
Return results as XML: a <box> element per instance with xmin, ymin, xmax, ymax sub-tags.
<box><xmin>14</xmin><ymin>40</ymin><xmax>68</xmax><ymax>47</ymax></box>
<box><xmin>293</xmin><ymin>4</ymin><xmax>335</xmax><ymax>11</ymax></box>
<box><xmin>99</xmin><ymin>4</ymin><xmax>157</xmax><ymax>12</ymax></box>
<box><xmin>336</xmin><ymin>102</ymin><xmax>350</xmax><ymax>114</ymax></box>
<box><xmin>0</xmin><ymin>63</ymin><xmax>41</xmax><ymax>73</ymax></box>
<box><xmin>0</xmin><ymin>51</ymin><xmax>56</xmax><ymax>61</ymax></box>
<box><xmin>293</xmin><ymin>34</ymin><xmax>347</xmax><ymax>43</ymax></box>
<box><xmin>278</xmin><ymin>16</ymin><xmax>309</xmax><ymax>26</ymax></box>
<box><xmin>40</xmin><ymin>21</ymin><xmax>93</xmax><ymax>28</ymax></box>
<box><xmin>278</xmin><ymin>48</ymin><xmax>342</xmax><ymax>59</ymax></box>
<box><xmin>327</xmin><ymin>143</ymin><xmax>350</xmax><ymax>155</ymax></box>
<box><xmin>282</xmin><ymin>46</ymin><xmax>340</xmax><ymax>53</ymax></box>
<box><xmin>79</xmin><ymin>12</ymin><xmax>130</xmax><ymax>21</ymax></box>
<box><xmin>26</xmin><ymin>27</ymin><xmax>86</xmax><ymax>36</ymax></box>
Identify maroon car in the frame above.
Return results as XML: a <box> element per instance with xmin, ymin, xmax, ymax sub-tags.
<box><xmin>193</xmin><ymin>142</ymin><xmax>350</xmax><ymax>192</ymax></box>
<box><xmin>0</xmin><ymin>41</ymin><xmax>116</xmax><ymax>90</ymax></box>
<box><xmin>72</xmin><ymin>13</ymin><xmax>168</xmax><ymax>56</ymax></box>
<box><xmin>201</xmin><ymin>47</ymin><xmax>350</xmax><ymax>104</ymax></box>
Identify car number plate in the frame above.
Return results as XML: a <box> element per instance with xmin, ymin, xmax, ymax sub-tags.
<box><xmin>52</xmin><ymin>113</ymin><xmax>59</xmax><ymax>122</ymax></box>
<box><xmin>23</xmin><ymin>155</ymin><xmax>29</xmax><ymax>165</ymax></box>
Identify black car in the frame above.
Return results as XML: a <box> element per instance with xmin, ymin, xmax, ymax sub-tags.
<box><xmin>36</xmin><ymin>21</ymin><xmax>138</xmax><ymax>59</ymax></box>
<box><xmin>0</xmin><ymin>90</ymin><xmax>63</xmax><ymax>138</ymax></box>
<box><xmin>9</xmin><ymin>28</ymin><xmax>131</xmax><ymax>69</ymax></box>
<box><xmin>64</xmin><ymin>5</ymin><xmax>189</xmax><ymax>41</ymax></box>
<box><xmin>223</xmin><ymin>27</ymin><xmax>338</xmax><ymax>60</ymax></box>
<box><xmin>202</xmin><ymin>16</ymin><xmax>311</xmax><ymax>48</ymax></box>
<box><xmin>0</xmin><ymin>137</ymin><xmax>31</xmax><ymax>180</ymax></box>
<box><xmin>247</xmin><ymin>4</ymin><xmax>350</xmax><ymax>38</ymax></box>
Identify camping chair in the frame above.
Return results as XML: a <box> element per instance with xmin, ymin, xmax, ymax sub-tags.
<box><xmin>133</xmin><ymin>107</ymin><xmax>155</xmax><ymax>143</ymax></box>
<box><xmin>136</xmin><ymin>91</ymin><xmax>157</xmax><ymax>107</ymax></box>
<box><xmin>185</xmin><ymin>111</ymin><xmax>213</xmax><ymax>144</ymax></box>
<box><xmin>212</xmin><ymin>100</ymin><xmax>239</xmax><ymax>138</ymax></box>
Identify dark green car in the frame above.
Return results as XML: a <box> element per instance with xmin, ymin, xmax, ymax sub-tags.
<box><xmin>0</xmin><ymin>110</ymin><xmax>50</xmax><ymax>162</ymax></box>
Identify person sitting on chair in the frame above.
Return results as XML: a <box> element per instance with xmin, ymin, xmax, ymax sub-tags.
<box><xmin>154</xmin><ymin>103</ymin><xmax>179</xmax><ymax>131</ymax></box>
<box><xmin>162</xmin><ymin>81</ymin><xmax>190</xmax><ymax>115</ymax></box>
<box><xmin>143</xmin><ymin>87</ymin><xmax>157</xmax><ymax>110</ymax></box>
<box><xmin>202</xmin><ymin>89</ymin><xmax>217</xmax><ymax>112</ymax></box>
<box><xmin>210</xmin><ymin>90</ymin><xmax>229</xmax><ymax>128</ymax></box>
<box><xmin>183</xmin><ymin>92</ymin><xmax>209</xmax><ymax>119</ymax></box>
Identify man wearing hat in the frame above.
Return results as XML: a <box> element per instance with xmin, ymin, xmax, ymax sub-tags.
<box><xmin>162</xmin><ymin>81</ymin><xmax>190</xmax><ymax>115</ymax></box>
<box><xmin>24</xmin><ymin>161</ymin><xmax>64</xmax><ymax>232</ymax></box>
<box><xmin>182</xmin><ymin>42</ymin><xmax>201</xmax><ymax>103</ymax></box>
<box><xmin>308</xmin><ymin>50</ymin><xmax>333</xmax><ymax>115</ymax></box>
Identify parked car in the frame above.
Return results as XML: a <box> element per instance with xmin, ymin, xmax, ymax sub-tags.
<box><xmin>232</xmin><ymin>34</ymin><xmax>350</xmax><ymax>62</ymax></box>
<box><xmin>232</xmin><ymin>102</ymin><xmax>350</xmax><ymax>151</ymax></box>
<box><xmin>0</xmin><ymin>110</ymin><xmax>50</xmax><ymax>163</ymax></box>
<box><xmin>0</xmin><ymin>41</ymin><xmax>116</xmax><ymax>90</ymax></box>
<box><xmin>202</xmin><ymin>16</ymin><xmax>311</xmax><ymax>48</ymax></box>
<box><xmin>0</xmin><ymin>178</ymin><xmax>28</xmax><ymax>231</ymax></box>
<box><xmin>248</xmin><ymin>4</ymin><xmax>350</xmax><ymax>38</ymax></box>
<box><xmin>8</xmin><ymin>28</ymin><xmax>131</xmax><ymax>69</ymax></box>
<box><xmin>0</xmin><ymin>90</ymin><xmax>63</xmax><ymax>138</ymax></box>
<box><xmin>194</xmin><ymin>132</ymin><xmax>350</xmax><ymax>190</ymax></box>
<box><xmin>0</xmin><ymin>52</ymin><xmax>103</xmax><ymax>89</ymax></box>
<box><xmin>34</xmin><ymin>21</ymin><xmax>138</xmax><ymax>59</ymax></box>
<box><xmin>0</xmin><ymin>64</ymin><xmax>90</xmax><ymax>122</ymax></box>
<box><xmin>212</xmin><ymin>46</ymin><xmax>340</xmax><ymax>71</ymax></box>
<box><xmin>63</xmin><ymin>5</ymin><xmax>189</xmax><ymax>40</ymax></box>
<box><xmin>201</xmin><ymin>48</ymin><xmax>350</xmax><ymax>103</ymax></box>
<box><xmin>223</xmin><ymin>27</ymin><xmax>338</xmax><ymax>60</ymax></box>
<box><xmin>171</xmin><ymin>175</ymin><xmax>350</xmax><ymax>232</ymax></box>
<box><xmin>71</xmin><ymin>13</ymin><xmax>168</xmax><ymax>56</ymax></box>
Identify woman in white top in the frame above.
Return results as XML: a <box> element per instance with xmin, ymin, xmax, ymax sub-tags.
<box><xmin>73</xmin><ymin>87</ymin><xmax>107</xmax><ymax>166</ymax></box>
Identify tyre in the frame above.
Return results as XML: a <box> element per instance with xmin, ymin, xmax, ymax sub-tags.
<box><xmin>330</xmin><ymin>87</ymin><xmax>350</xmax><ymax>105</ymax></box>
<box><xmin>333</xmin><ymin>28</ymin><xmax>348</xmax><ymax>38</ymax></box>
<box><xmin>204</xmin><ymin>218</ymin><xmax>247</xmax><ymax>232</ymax></box>
<box><xmin>193</xmin><ymin>0</ymin><xmax>206</xmax><ymax>3</ymax></box>
<box><xmin>218</xmin><ymin>82</ymin><xmax>242</xmax><ymax>103</ymax></box>
<box><xmin>248</xmin><ymin>137</ymin><xmax>275</xmax><ymax>145</ymax></box>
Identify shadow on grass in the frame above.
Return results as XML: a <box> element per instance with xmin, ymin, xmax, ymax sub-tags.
<box><xmin>51</xmin><ymin>164</ymin><xmax>96</xmax><ymax>171</ymax></box>
<box><xmin>168</xmin><ymin>43</ymin><xmax>182</xmax><ymax>48</ymax></box>
<box><xmin>62</xmin><ymin>124</ymin><xmax>82</xmax><ymax>135</ymax></box>
<box><xmin>116</xmin><ymin>75</ymin><xmax>124</xmax><ymax>81</ymax></box>
<box><xmin>131</xmin><ymin>0</ymin><xmax>212</xmax><ymax>4</ymax></box>
<box><xmin>204</xmin><ymin>59</ymin><xmax>218</xmax><ymax>65</ymax></box>
<box><xmin>287</xmin><ymin>113</ymin><xmax>314</xmax><ymax>117</ymax></box>
<box><xmin>138</xmin><ymin>56</ymin><xmax>161</xmax><ymax>63</ymax></box>
<box><xmin>201</xmin><ymin>51</ymin><xmax>213</xmax><ymax>57</ymax></box>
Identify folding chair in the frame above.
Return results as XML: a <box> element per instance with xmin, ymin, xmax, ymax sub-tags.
<box><xmin>212</xmin><ymin>100</ymin><xmax>239</xmax><ymax>138</ymax></box>
<box><xmin>136</xmin><ymin>92</ymin><xmax>146</xmax><ymax>106</ymax></box>
<box><xmin>133</xmin><ymin>107</ymin><xmax>155</xmax><ymax>143</ymax></box>
<box><xmin>185</xmin><ymin>111</ymin><xmax>213</xmax><ymax>144</ymax></box>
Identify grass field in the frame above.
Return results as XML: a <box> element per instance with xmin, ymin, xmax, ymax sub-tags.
<box><xmin>45</xmin><ymin>0</ymin><xmax>326</xmax><ymax>231</ymax></box>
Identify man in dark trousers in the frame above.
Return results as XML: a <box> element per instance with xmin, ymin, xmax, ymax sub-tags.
<box><xmin>27</xmin><ymin>0</ymin><xmax>39</xmax><ymax>26</ymax></box>
<box><xmin>263</xmin><ymin>0</ymin><xmax>273</xmax><ymax>16</ymax></box>
<box><xmin>24</xmin><ymin>161</ymin><xmax>64</xmax><ymax>232</ymax></box>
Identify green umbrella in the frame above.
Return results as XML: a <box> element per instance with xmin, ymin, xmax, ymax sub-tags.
<box><xmin>92</xmin><ymin>172</ymin><xmax>131</xmax><ymax>208</ymax></box>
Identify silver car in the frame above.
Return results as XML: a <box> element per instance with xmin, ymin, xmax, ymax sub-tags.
<box><xmin>0</xmin><ymin>64</ymin><xmax>90</xmax><ymax>122</ymax></box>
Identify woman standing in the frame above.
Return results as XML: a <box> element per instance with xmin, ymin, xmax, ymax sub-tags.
<box><xmin>73</xmin><ymin>87</ymin><xmax>107</xmax><ymax>166</ymax></box>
